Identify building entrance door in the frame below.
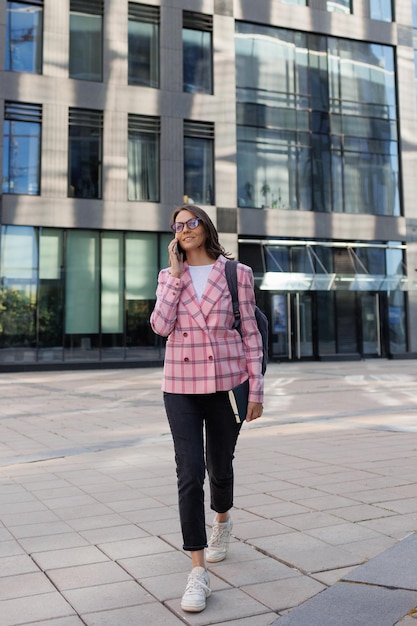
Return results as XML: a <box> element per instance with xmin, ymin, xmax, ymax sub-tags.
<box><xmin>359</xmin><ymin>293</ymin><xmax>381</xmax><ymax>356</ymax></box>
<box><xmin>271</xmin><ymin>293</ymin><xmax>314</xmax><ymax>360</ymax></box>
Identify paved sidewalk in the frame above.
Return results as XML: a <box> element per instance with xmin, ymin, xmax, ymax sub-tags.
<box><xmin>0</xmin><ymin>360</ymin><xmax>417</xmax><ymax>625</ymax></box>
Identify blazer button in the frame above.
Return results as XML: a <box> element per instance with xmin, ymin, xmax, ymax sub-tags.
<box><xmin>184</xmin><ymin>357</ymin><xmax>189</xmax><ymax>362</ymax></box>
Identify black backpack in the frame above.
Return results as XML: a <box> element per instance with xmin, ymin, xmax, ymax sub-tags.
<box><xmin>225</xmin><ymin>260</ymin><xmax>268</xmax><ymax>375</ymax></box>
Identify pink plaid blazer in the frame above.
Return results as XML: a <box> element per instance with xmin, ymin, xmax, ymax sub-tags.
<box><xmin>150</xmin><ymin>255</ymin><xmax>264</xmax><ymax>403</ymax></box>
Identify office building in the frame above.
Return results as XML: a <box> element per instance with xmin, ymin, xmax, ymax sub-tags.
<box><xmin>0</xmin><ymin>0</ymin><xmax>416</xmax><ymax>368</ymax></box>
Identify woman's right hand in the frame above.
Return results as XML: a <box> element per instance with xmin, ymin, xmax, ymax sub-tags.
<box><xmin>168</xmin><ymin>238</ymin><xmax>183</xmax><ymax>278</ymax></box>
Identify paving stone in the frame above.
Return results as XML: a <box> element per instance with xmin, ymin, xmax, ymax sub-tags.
<box><xmin>252</xmin><ymin>532</ymin><xmax>361</xmax><ymax>573</ymax></box>
<box><xmin>0</xmin><ymin>591</ymin><xmax>76</xmax><ymax>626</ymax></box>
<box><xmin>343</xmin><ymin>533</ymin><xmax>417</xmax><ymax>590</ymax></box>
<box><xmin>0</xmin><ymin>554</ymin><xmax>40</xmax><ymax>578</ymax></box>
<box><xmin>166</xmin><ymin>587</ymin><xmax>271</xmax><ymax>625</ymax></box>
<box><xmin>46</xmin><ymin>561</ymin><xmax>131</xmax><ymax>591</ymax></box>
<box><xmin>31</xmin><ymin>545</ymin><xmax>109</xmax><ymax>570</ymax></box>
<box><xmin>243</xmin><ymin>575</ymin><xmax>325</xmax><ymax>612</ymax></box>
<box><xmin>209</xmin><ymin>555</ymin><xmax>299</xmax><ymax>587</ymax></box>
<box><xmin>62</xmin><ymin>580</ymin><xmax>154</xmax><ymax>613</ymax></box>
<box><xmin>24</xmin><ymin>618</ymin><xmax>85</xmax><ymax>625</ymax></box>
<box><xmin>0</xmin><ymin>571</ymin><xmax>56</xmax><ymax>600</ymax></box>
<box><xmin>270</xmin><ymin>583</ymin><xmax>417</xmax><ymax>626</ymax></box>
<box><xmin>98</xmin><ymin>535</ymin><xmax>175</xmax><ymax>560</ymax></box>
<box><xmin>82</xmin><ymin>601</ymin><xmax>185</xmax><ymax>625</ymax></box>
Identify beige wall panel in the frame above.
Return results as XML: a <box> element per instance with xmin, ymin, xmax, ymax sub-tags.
<box><xmin>160</xmin><ymin>116</ymin><xmax>183</xmax><ymax>207</ymax></box>
<box><xmin>172</xmin><ymin>0</ymin><xmax>214</xmax><ymax>11</ymax></box>
<box><xmin>44</xmin><ymin>0</ymin><xmax>69</xmax><ymax>78</ymax></box>
<box><xmin>103</xmin><ymin>111</ymin><xmax>128</xmax><ymax>202</ymax></box>
<box><xmin>239</xmin><ymin>209</ymin><xmax>406</xmax><ymax>242</ymax></box>
<box><xmin>213</xmin><ymin>15</ymin><xmax>237</xmax><ymax>208</ymax></box>
<box><xmin>219</xmin><ymin>232</ymin><xmax>238</xmax><ymax>258</ymax></box>
<box><xmin>396</xmin><ymin>0</ymin><xmax>413</xmax><ymax>25</ymax></box>
<box><xmin>160</xmin><ymin>7</ymin><xmax>182</xmax><ymax>93</ymax></box>
<box><xmin>104</xmin><ymin>0</ymin><xmax>128</xmax><ymax>85</ymax></box>
<box><xmin>41</xmin><ymin>104</ymin><xmax>68</xmax><ymax>198</ymax></box>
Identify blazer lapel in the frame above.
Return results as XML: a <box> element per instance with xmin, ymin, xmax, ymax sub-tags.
<box><xmin>181</xmin><ymin>266</ymin><xmax>209</xmax><ymax>331</ymax></box>
<box><xmin>199</xmin><ymin>256</ymin><xmax>227</xmax><ymax>321</ymax></box>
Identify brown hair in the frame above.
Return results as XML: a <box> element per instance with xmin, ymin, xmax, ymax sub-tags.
<box><xmin>170</xmin><ymin>204</ymin><xmax>233</xmax><ymax>261</ymax></box>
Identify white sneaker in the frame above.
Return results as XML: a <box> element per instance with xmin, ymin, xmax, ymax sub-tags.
<box><xmin>206</xmin><ymin>515</ymin><xmax>233</xmax><ymax>563</ymax></box>
<box><xmin>181</xmin><ymin>566</ymin><xmax>211</xmax><ymax>612</ymax></box>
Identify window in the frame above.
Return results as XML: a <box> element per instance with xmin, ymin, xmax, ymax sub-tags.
<box><xmin>2</xmin><ymin>102</ymin><xmax>42</xmax><ymax>195</ymax></box>
<box><xmin>366</xmin><ymin>0</ymin><xmax>393</xmax><ymax>21</ymax></box>
<box><xmin>128</xmin><ymin>3</ymin><xmax>159</xmax><ymax>87</ymax></box>
<box><xmin>69</xmin><ymin>0</ymin><xmax>103</xmax><ymax>81</ymax></box>
<box><xmin>235</xmin><ymin>23</ymin><xmax>399</xmax><ymax>217</ymax></box>
<box><xmin>128</xmin><ymin>115</ymin><xmax>160</xmax><ymax>201</ymax></box>
<box><xmin>183</xmin><ymin>12</ymin><xmax>213</xmax><ymax>94</ymax></box>
<box><xmin>0</xmin><ymin>225</ymin><xmax>37</xmax><ymax>352</ymax></box>
<box><xmin>328</xmin><ymin>38</ymin><xmax>398</xmax><ymax>216</ymax></box>
<box><xmin>327</xmin><ymin>0</ymin><xmax>351</xmax><ymax>14</ymax></box>
<box><xmin>6</xmin><ymin>0</ymin><xmax>43</xmax><ymax>73</ymax></box>
<box><xmin>68</xmin><ymin>108</ymin><xmax>103</xmax><ymax>199</ymax></box>
<box><xmin>184</xmin><ymin>121</ymin><xmax>214</xmax><ymax>205</ymax></box>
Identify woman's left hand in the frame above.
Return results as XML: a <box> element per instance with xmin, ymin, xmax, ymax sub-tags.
<box><xmin>246</xmin><ymin>401</ymin><xmax>263</xmax><ymax>422</ymax></box>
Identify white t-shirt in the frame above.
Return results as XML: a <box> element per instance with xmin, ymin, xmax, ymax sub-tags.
<box><xmin>188</xmin><ymin>264</ymin><xmax>214</xmax><ymax>302</ymax></box>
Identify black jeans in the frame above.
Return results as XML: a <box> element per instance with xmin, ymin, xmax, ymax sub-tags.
<box><xmin>163</xmin><ymin>391</ymin><xmax>243</xmax><ymax>551</ymax></box>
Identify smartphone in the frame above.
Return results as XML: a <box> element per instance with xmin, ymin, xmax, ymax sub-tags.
<box><xmin>174</xmin><ymin>240</ymin><xmax>184</xmax><ymax>260</ymax></box>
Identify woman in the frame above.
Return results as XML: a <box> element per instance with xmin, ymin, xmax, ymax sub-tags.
<box><xmin>150</xmin><ymin>204</ymin><xmax>264</xmax><ymax>613</ymax></box>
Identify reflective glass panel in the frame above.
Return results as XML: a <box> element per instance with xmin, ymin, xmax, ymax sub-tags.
<box><xmin>368</xmin><ymin>0</ymin><xmax>392</xmax><ymax>21</ymax></box>
<box><xmin>128</xmin><ymin>127</ymin><xmax>159</xmax><ymax>201</ymax></box>
<box><xmin>184</xmin><ymin>136</ymin><xmax>214</xmax><ymax>205</ymax></box>
<box><xmin>38</xmin><ymin>229</ymin><xmax>64</xmax><ymax>354</ymax></box>
<box><xmin>0</xmin><ymin>225</ymin><xmax>37</xmax><ymax>351</ymax></box>
<box><xmin>327</xmin><ymin>0</ymin><xmax>351</xmax><ymax>13</ymax></box>
<box><xmin>6</xmin><ymin>1</ymin><xmax>43</xmax><ymax>73</ymax></box>
<box><xmin>65</xmin><ymin>231</ymin><xmax>99</xmax><ymax>335</ymax></box>
<box><xmin>125</xmin><ymin>233</ymin><xmax>159</xmax><ymax>357</ymax></box>
<box><xmin>2</xmin><ymin>119</ymin><xmax>41</xmax><ymax>195</ymax></box>
<box><xmin>183</xmin><ymin>28</ymin><xmax>212</xmax><ymax>94</ymax></box>
<box><xmin>68</xmin><ymin>120</ymin><xmax>102</xmax><ymax>199</ymax></box>
<box><xmin>389</xmin><ymin>291</ymin><xmax>407</xmax><ymax>354</ymax></box>
<box><xmin>237</xmin><ymin>126</ymin><xmax>311</xmax><ymax>210</ymax></box>
<box><xmin>128</xmin><ymin>19</ymin><xmax>159</xmax><ymax>87</ymax></box>
<box><xmin>69</xmin><ymin>12</ymin><xmax>102</xmax><ymax>81</ymax></box>
<box><xmin>101</xmin><ymin>233</ymin><xmax>123</xmax><ymax>334</ymax></box>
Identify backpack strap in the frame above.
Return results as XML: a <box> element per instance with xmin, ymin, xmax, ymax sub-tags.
<box><xmin>225</xmin><ymin>260</ymin><xmax>241</xmax><ymax>333</ymax></box>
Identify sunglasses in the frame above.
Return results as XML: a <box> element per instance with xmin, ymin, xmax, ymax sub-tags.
<box><xmin>170</xmin><ymin>217</ymin><xmax>201</xmax><ymax>233</ymax></box>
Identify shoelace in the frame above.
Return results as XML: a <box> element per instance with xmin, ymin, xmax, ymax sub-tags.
<box><xmin>184</xmin><ymin>574</ymin><xmax>210</xmax><ymax>595</ymax></box>
<box><xmin>208</xmin><ymin>522</ymin><xmax>230</xmax><ymax>546</ymax></box>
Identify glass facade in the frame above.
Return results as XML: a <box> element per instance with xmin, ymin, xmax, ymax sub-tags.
<box><xmin>6</xmin><ymin>0</ymin><xmax>43</xmax><ymax>73</ymax></box>
<box><xmin>0</xmin><ymin>2</ymin><xmax>414</xmax><ymax>367</ymax></box>
<box><xmin>236</xmin><ymin>23</ymin><xmax>399</xmax><ymax>217</ymax></box>
<box><xmin>69</xmin><ymin>1</ymin><xmax>103</xmax><ymax>82</ymax></box>
<box><xmin>0</xmin><ymin>226</ymin><xmax>164</xmax><ymax>364</ymax></box>
<box><xmin>2</xmin><ymin>102</ymin><xmax>42</xmax><ymax>195</ymax></box>
<box><xmin>128</xmin><ymin>3</ymin><xmax>159</xmax><ymax>87</ymax></box>
<box><xmin>241</xmin><ymin>240</ymin><xmax>408</xmax><ymax>360</ymax></box>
